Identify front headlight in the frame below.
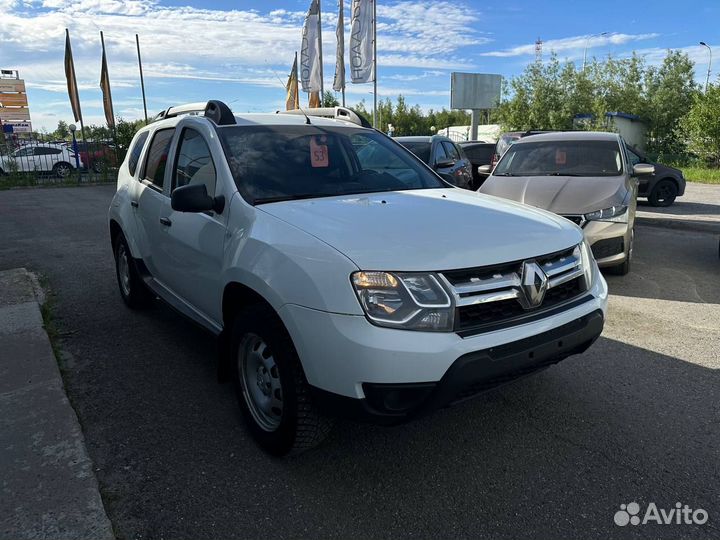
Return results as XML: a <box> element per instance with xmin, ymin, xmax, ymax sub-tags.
<box><xmin>579</xmin><ymin>239</ymin><xmax>595</xmax><ymax>289</ymax></box>
<box><xmin>351</xmin><ymin>271</ymin><xmax>454</xmax><ymax>331</ymax></box>
<box><xmin>584</xmin><ymin>205</ymin><xmax>628</xmax><ymax>223</ymax></box>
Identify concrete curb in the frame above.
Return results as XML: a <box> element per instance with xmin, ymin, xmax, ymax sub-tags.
<box><xmin>0</xmin><ymin>268</ymin><xmax>114</xmax><ymax>540</ymax></box>
<box><xmin>635</xmin><ymin>215</ymin><xmax>720</xmax><ymax>235</ymax></box>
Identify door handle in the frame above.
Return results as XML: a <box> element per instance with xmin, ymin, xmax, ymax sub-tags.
<box><xmin>130</xmin><ymin>200</ymin><xmax>139</xmax><ymax>208</ymax></box>
<box><xmin>159</xmin><ymin>217</ymin><xmax>172</xmax><ymax>227</ymax></box>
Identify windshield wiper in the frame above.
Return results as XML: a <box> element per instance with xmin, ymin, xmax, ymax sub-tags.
<box><xmin>253</xmin><ymin>193</ymin><xmax>322</xmax><ymax>205</ymax></box>
<box><xmin>492</xmin><ymin>172</ymin><xmax>517</xmax><ymax>176</ymax></box>
<box><xmin>545</xmin><ymin>172</ymin><xmax>585</xmax><ymax>177</ymax></box>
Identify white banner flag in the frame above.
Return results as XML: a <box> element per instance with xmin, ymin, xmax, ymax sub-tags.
<box><xmin>349</xmin><ymin>0</ymin><xmax>374</xmax><ymax>83</ymax></box>
<box><xmin>301</xmin><ymin>0</ymin><xmax>322</xmax><ymax>93</ymax></box>
<box><xmin>332</xmin><ymin>0</ymin><xmax>345</xmax><ymax>92</ymax></box>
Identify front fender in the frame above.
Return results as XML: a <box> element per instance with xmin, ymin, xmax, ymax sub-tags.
<box><xmin>221</xmin><ymin>194</ymin><xmax>363</xmax><ymax>316</ymax></box>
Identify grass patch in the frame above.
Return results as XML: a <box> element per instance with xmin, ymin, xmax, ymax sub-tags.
<box><xmin>677</xmin><ymin>166</ymin><xmax>720</xmax><ymax>184</ymax></box>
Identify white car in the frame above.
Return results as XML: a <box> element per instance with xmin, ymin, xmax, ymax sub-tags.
<box><xmin>108</xmin><ymin>101</ymin><xmax>608</xmax><ymax>456</ymax></box>
<box><xmin>0</xmin><ymin>143</ymin><xmax>82</xmax><ymax>178</ymax></box>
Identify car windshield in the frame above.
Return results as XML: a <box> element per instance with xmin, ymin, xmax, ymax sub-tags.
<box><xmin>494</xmin><ymin>139</ymin><xmax>623</xmax><ymax>177</ymax></box>
<box><xmin>398</xmin><ymin>141</ymin><xmax>431</xmax><ymax>164</ymax></box>
<box><xmin>219</xmin><ymin>126</ymin><xmax>444</xmax><ymax>204</ymax></box>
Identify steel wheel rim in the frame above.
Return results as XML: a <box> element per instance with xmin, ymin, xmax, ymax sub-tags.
<box><xmin>117</xmin><ymin>244</ymin><xmax>131</xmax><ymax>297</ymax></box>
<box><xmin>657</xmin><ymin>182</ymin><xmax>675</xmax><ymax>202</ymax></box>
<box><xmin>238</xmin><ymin>334</ymin><xmax>283</xmax><ymax>432</ymax></box>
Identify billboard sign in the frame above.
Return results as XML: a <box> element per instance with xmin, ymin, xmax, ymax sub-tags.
<box><xmin>7</xmin><ymin>121</ymin><xmax>33</xmax><ymax>133</ymax></box>
<box><xmin>0</xmin><ymin>108</ymin><xmax>31</xmax><ymax>122</ymax></box>
<box><xmin>0</xmin><ymin>93</ymin><xmax>29</xmax><ymax>107</ymax></box>
<box><xmin>450</xmin><ymin>73</ymin><xmax>502</xmax><ymax>110</ymax></box>
<box><xmin>0</xmin><ymin>80</ymin><xmax>26</xmax><ymax>93</ymax></box>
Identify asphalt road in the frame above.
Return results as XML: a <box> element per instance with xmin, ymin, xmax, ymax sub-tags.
<box><xmin>1</xmin><ymin>185</ymin><xmax>718</xmax><ymax>540</ymax></box>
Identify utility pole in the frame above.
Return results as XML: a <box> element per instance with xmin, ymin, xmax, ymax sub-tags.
<box><xmin>700</xmin><ymin>41</ymin><xmax>712</xmax><ymax>93</ymax></box>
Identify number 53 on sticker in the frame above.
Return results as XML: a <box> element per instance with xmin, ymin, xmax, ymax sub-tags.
<box><xmin>310</xmin><ymin>137</ymin><xmax>329</xmax><ymax>168</ymax></box>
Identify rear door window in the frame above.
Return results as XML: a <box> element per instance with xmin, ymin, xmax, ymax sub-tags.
<box><xmin>141</xmin><ymin>129</ymin><xmax>175</xmax><ymax>189</ymax></box>
<box><xmin>128</xmin><ymin>131</ymin><xmax>150</xmax><ymax>177</ymax></box>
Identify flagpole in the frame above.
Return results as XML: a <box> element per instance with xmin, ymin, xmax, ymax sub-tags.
<box><xmin>65</xmin><ymin>29</ymin><xmax>91</xmax><ymax>174</ymax></box>
<box><xmin>372</xmin><ymin>0</ymin><xmax>377</xmax><ymax>128</ymax></box>
<box><xmin>317</xmin><ymin>0</ymin><xmax>324</xmax><ymax>104</ymax></box>
<box><xmin>136</xmin><ymin>34</ymin><xmax>148</xmax><ymax>123</ymax></box>
<box><xmin>100</xmin><ymin>31</ymin><xmax>118</xmax><ymax>167</ymax></box>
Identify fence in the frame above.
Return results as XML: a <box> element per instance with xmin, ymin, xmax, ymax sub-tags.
<box><xmin>0</xmin><ymin>132</ymin><xmax>124</xmax><ymax>187</ymax></box>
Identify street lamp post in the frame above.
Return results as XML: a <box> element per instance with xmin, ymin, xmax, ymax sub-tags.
<box><xmin>700</xmin><ymin>42</ymin><xmax>712</xmax><ymax>93</ymax></box>
<box><xmin>583</xmin><ymin>32</ymin><xmax>608</xmax><ymax>71</ymax></box>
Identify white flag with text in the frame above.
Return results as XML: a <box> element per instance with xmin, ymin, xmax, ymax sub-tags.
<box><xmin>349</xmin><ymin>0</ymin><xmax>374</xmax><ymax>84</ymax></box>
<box><xmin>301</xmin><ymin>0</ymin><xmax>322</xmax><ymax>92</ymax></box>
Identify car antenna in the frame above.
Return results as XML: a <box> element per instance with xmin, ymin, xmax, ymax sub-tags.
<box><xmin>269</xmin><ymin>61</ymin><xmax>312</xmax><ymax>125</ymax></box>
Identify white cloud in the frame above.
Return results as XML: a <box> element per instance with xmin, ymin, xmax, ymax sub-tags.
<box><xmin>480</xmin><ymin>32</ymin><xmax>660</xmax><ymax>57</ymax></box>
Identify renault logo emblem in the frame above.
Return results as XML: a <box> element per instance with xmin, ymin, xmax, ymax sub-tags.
<box><xmin>520</xmin><ymin>261</ymin><xmax>548</xmax><ymax>308</ymax></box>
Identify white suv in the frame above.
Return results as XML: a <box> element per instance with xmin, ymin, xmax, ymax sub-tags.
<box><xmin>109</xmin><ymin>101</ymin><xmax>608</xmax><ymax>456</ymax></box>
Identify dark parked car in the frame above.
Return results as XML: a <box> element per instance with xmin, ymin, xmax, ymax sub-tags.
<box><xmin>73</xmin><ymin>141</ymin><xmax>118</xmax><ymax>172</ymax></box>
<box><xmin>458</xmin><ymin>141</ymin><xmax>495</xmax><ymax>188</ymax></box>
<box><xmin>395</xmin><ymin>135</ymin><xmax>473</xmax><ymax>189</ymax></box>
<box><xmin>626</xmin><ymin>146</ymin><xmax>685</xmax><ymax>207</ymax></box>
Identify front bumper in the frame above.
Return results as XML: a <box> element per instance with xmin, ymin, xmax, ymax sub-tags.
<box><xmin>311</xmin><ymin>309</ymin><xmax>604</xmax><ymax>424</ymax></box>
<box><xmin>583</xmin><ymin>220</ymin><xmax>631</xmax><ymax>267</ymax></box>
<box><xmin>278</xmin><ymin>265</ymin><xmax>608</xmax><ymax>422</ymax></box>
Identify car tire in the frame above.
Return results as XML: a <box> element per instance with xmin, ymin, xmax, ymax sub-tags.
<box><xmin>53</xmin><ymin>162</ymin><xmax>72</xmax><ymax>179</ymax></box>
<box><xmin>231</xmin><ymin>304</ymin><xmax>334</xmax><ymax>456</ymax></box>
<box><xmin>113</xmin><ymin>234</ymin><xmax>150</xmax><ymax>309</ymax></box>
<box><xmin>648</xmin><ymin>179</ymin><xmax>678</xmax><ymax>207</ymax></box>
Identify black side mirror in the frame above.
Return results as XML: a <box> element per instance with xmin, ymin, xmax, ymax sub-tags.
<box><xmin>171</xmin><ymin>183</ymin><xmax>225</xmax><ymax>213</ymax></box>
<box><xmin>435</xmin><ymin>159</ymin><xmax>455</xmax><ymax>170</ymax></box>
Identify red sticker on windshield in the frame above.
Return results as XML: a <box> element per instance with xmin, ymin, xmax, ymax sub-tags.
<box><xmin>555</xmin><ymin>150</ymin><xmax>566</xmax><ymax>165</ymax></box>
<box><xmin>310</xmin><ymin>137</ymin><xmax>329</xmax><ymax>168</ymax></box>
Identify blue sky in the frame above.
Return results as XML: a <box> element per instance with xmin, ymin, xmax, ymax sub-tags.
<box><xmin>0</xmin><ymin>0</ymin><xmax>717</xmax><ymax>131</ymax></box>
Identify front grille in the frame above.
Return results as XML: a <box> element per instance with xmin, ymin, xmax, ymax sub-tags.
<box><xmin>455</xmin><ymin>277</ymin><xmax>584</xmax><ymax>330</ymax></box>
<box><xmin>440</xmin><ymin>246</ymin><xmax>588</xmax><ymax>336</ymax></box>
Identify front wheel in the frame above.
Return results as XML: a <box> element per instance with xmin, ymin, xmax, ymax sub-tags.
<box><xmin>648</xmin><ymin>179</ymin><xmax>678</xmax><ymax>207</ymax></box>
<box><xmin>232</xmin><ymin>305</ymin><xmax>333</xmax><ymax>456</ymax></box>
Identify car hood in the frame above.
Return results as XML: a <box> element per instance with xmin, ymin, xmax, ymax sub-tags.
<box><xmin>479</xmin><ymin>175</ymin><xmax>628</xmax><ymax>215</ymax></box>
<box><xmin>257</xmin><ymin>188</ymin><xmax>582</xmax><ymax>271</ymax></box>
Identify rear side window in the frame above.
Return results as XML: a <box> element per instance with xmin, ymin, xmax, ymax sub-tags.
<box><xmin>128</xmin><ymin>131</ymin><xmax>149</xmax><ymax>177</ymax></box>
<box><xmin>142</xmin><ymin>129</ymin><xmax>175</xmax><ymax>189</ymax></box>
<box><xmin>34</xmin><ymin>147</ymin><xmax>62</xmax><ymax>155</ymax></box>
<box><xmin>442</xmin><ymin>141</ymin><xmax>460</xmax><ymax>160</ymax></box>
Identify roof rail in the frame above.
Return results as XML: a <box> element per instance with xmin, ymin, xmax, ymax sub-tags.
<box><xmin>152</xmin><ymin>100</ymin><xmax>236</xmax><ymax>125</ymax></box>
<box><xmin>278</xmin><ymin>106</ymin><xmax>372</xmax><ymax>128</ymax></box>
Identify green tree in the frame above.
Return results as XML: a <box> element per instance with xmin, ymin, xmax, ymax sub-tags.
<box><xmin>644</xmin><ymin>50</ymin><xmax>698</xmax><ymax>157</ymax></box>
<box><xmin>52</xmin><ymin>120</ymin><xmax>70</xmax><ymax>140</ymax></box>
<box><xmin>322</xmin><ymin>91</ymin><xmax>339</xmax><ymax>107</ymax></box>
<box><xmin>682</xmin><ymin>83</ymin><xmax>720</xmax><ymax>164</ymax></box>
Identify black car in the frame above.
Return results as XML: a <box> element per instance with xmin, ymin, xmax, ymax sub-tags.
<box><xmin>626</xmin><ymin>146</ymin><xmax>686</xmax><ymax>207</ymax></box>
<box><xmin>458</xmin><ymin>141</ymin><xmax>495</xmax><ymax>189</ymax></box>
<box><xmin>395</xmin><ymin>135</ymin><xmax>473</xmax><ymax>189</ymax></box>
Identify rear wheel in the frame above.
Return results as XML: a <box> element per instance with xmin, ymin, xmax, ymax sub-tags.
<box><xmin>648</xmin><ymin>179</ymin><xmax>678</xmax><ymax>207</ymax></box>
<box><xmin>113</xmin><ymin>234</ymin><xmax>150</xmax><ymax>308</ymax></box>
<box><xmin>232</xmin><ymin>305</ymin><xmax>333</xmax><ymax>456</ymax></box>
<box><xmin>53</xmin><ymin>162</ymin><xmax>72</xmax><ymax>179</ymax></box>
